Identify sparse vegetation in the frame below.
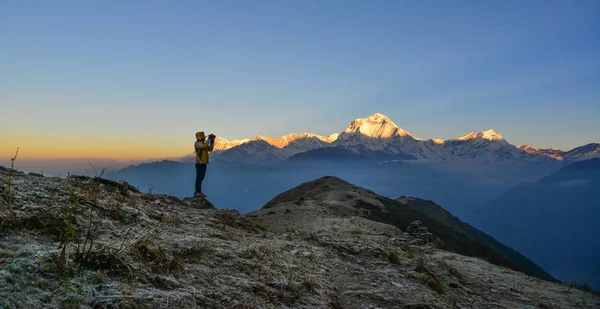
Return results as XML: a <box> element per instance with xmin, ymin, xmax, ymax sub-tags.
<box><xmin>567</xmin><ymin>279</ymin><xmax>600</xmax><ymax>296</ymax></box>
<box><xmin>302</xmin><ymin>278</ymin><xmax>316</xmax><ymax>293</ymax></box>
<box><xmin>326</xmin><ymin>292</ymin><xmax>343</xmax><ymax>309</ymax></box>
<box><xmin>401</xmin><ymin>243</ymin><xmax>415</xmax><ymax>259</ymax></box>
<box><xmin>415</xmin><ymin>255</ymin><xmax>427</xmax><ymax>273</ymax></box>
<box><xmin>387</xmin><ymin>249</ymin><xmax>401</xmax><ymax>264</ymax></box>
<box><xmin>57</xmin><ymin>190</ymin><xmax>81</xmax><ymax>271</ymax></box>
<box><xmin>1</xmin><ymin>147</ymin><xmax>19</xmax><ymax>207</ymax></box>
<box><xmin>374</xmin><ymin>246</ymin><xmax>402</xmax><ymax>265</ymax></box>
<box><xmin>75</xmin><ymin>205</ymin><xmax>100</xmax><ymax>274</ymax></box>
<box><xmin>413</xmin><ymin>255</ymin><xmax>444</xmax><ymax>294</ymax></box>
<box><xmin>302</xmin><ymin>231</ymin><xmax>322</xmax><ymax>244</ymax></box>
<box><xmin>439</xmin><ymin>259</ymin><xmax>465</xmax><ymax>283</ymax></box>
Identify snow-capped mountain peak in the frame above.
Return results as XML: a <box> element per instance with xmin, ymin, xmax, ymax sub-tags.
<box><xmin>517</xmin><ymin>144</ymin><xmax>600</xmax><ymax>162</ymax></box>
<box><xmin>458</xmin><ymin>132</ymin><xmax>478</xmax><ymax>141</ymax></box>
<box><xmin>322</xmin><ymin>133</ymin><xmax>340</xmax><ymax>143</ymax></box>
<box><xmin>252</xmin><ymin>132</ymin><xmax>338</xmax><ymax>148</ymax></box>
<box><xmin>212</xmin><ymin>132</ymin><xmax>338</xmax><ymax>155</ymax></box>
<box><xmin>344</xmin><ymin>113</ymin><xmax>412</xmax><ymax>138</ymax></box>
<box><xmin>518</xmin><ymin>145</ymin><xmax>540</xmax><ymax>152</ymax></box>
<box><xmin>480</xmin><ymin>129</ymin><xmax>503</xmax><ymax>140</ymax></box>
<box><xmin>458</xmin><ymin>129</ymin><xmax>504</xmax><ymax>141</ymax></box>
<box><xmin>212</xmin><ymin>137</ymin><xmax>251</xmax><ymax>151</ymax></box>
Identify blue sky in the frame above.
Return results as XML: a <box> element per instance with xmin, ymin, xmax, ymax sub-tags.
<box><xmin>1</xmin><ymin>0</ymin><xmax>599</xmax><ymax>159</ymax></box>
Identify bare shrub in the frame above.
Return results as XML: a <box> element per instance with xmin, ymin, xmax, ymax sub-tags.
<box><xmin>1</xmin><ymin>148</ymin><xmax>19</xmax><ymax>207</ymax></box>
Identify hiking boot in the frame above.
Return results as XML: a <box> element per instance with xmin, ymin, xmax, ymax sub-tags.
<box><xmin>194</xmin><ymin>192</ymin><xmax>206</xmax><ymax>198</ymax></box>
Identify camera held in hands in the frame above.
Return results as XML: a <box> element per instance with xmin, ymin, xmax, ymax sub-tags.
<box><xmin>207</xmin><ymin>133</ymin><xmax>216</xmax><ymax>147</ymax></box>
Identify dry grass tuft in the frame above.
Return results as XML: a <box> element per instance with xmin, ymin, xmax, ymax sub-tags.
<box><xmin>413</xmin><ymin>254</ymin><xmax>444</xmax><ymax>294</ymax></box>
<box><xmin>326</xmin><ymin>292</ymin><xmax>343</xmax><ymax>309</ymax></box>
<box><xmin>302</xmin><ymin>278</ymin><xmax>317</xmax><ymax>293</ymax></box>
<box><xmin>401</xmin><ymin>244</ymin><xmax>415</xmax><ymax>259</ymax></box>
<box><xmin>439</xmin><ymin>259</ymin><xmax>465</xmax><ymax>283</ymax></box>
<box><xmin>415</xmin><ymin>255</ymin><xmax>427</xmax><ymax>273</ymax></box>
<box><xmin>538</xmin><ymin>303</ymin><xmax>560</xmax><ymax>309</ymax></box>
<box><xmin>374</xmin><ymin>247</ymin><xmax>402</xmax><ymax>265</ymax></box>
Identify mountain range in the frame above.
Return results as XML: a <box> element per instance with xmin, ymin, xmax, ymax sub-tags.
<box><xmin>202</xmin><ymin>113</ymin><xmax>598</xmax><ymax>164</ymax></box>
<box><xmin>518</xmin><ymin>143</ymin><xmax>600</xmax><ymax>161</ymax></box>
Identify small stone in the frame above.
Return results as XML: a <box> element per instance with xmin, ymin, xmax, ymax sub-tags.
<box><xmin>391</xmin><ymin>281</ymin><xmax>406</xmax><ymax>288</ymax></box>
<box><xmin>449</xmin><ymin>282</ymin><xmax>460</xmax><ymax>288</ymax></box>
<box><xmin>351</xmin><ymin>245</ymin><xmax>361</xmax><ymax>254</ymax></box>
<box><xmin>154</xmin><ymin>200</ymin><xmax>160</xmax><ymax>205</ymax></box>
<box><xmin>467</xmin><ymin>298</ymin><xmax>474</xmax><ymax>302</ymax></box>
<box><xmin>390</xmin><ymin>237</ymin><xmax>407</xmax><ymax>244</ymax></box>
<box><xmin>490</xmin><ymin>288</ymin><xmax>498</xmax><ymax>294</ymax></box>
<box><xmin>384</xmin><ymin>297</ymin><xmax>393</xmax><ymax>302</ymax></box>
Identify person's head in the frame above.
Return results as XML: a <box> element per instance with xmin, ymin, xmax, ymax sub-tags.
<box><xmin>195</xmin><ymin>131</ymin><xmax>206</xmax><ymax>141</ymax></box>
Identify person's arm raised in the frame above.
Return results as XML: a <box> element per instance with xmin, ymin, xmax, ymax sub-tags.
<box><xmin>195</xmin><ymin>141</ymin><xmax>208</xmax><ymax>152</ymax></box>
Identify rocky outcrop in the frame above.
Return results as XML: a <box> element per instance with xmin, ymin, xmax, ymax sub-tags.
<box><xmin>182</xmin><ymin>196</ymin><xmax>216</xmax><ymax>209</ymax></box>
<box><xmin>407</xmin><ymin>220</ymin><xmax>440</xmax><ymax>245</ymax></box>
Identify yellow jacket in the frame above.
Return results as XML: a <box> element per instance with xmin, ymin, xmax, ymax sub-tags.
<box><xmin>195</xmin><ymin>131</ymin><xmax>214</xmax><ymax>164</ymax></box>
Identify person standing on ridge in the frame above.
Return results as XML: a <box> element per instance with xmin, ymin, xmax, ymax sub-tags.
<box><xmin>194</xmin><ymin>131</ymin><xmax>215</xmax><ymax>197</ymax></box>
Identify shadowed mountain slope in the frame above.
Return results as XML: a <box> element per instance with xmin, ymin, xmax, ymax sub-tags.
<box><xmin>472</xmin><ymin>158</ymin><xmax>600</xmax><ymax>289</ymax></box>
<box><xmin>395</xmin><ymin>196</ymin><xmax>554</xmax><ymax>282</ymax></box>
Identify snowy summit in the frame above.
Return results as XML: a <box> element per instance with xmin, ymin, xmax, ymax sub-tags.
<box><xmin>344</xmin><ymin>113</ymin><xmax>413</xmax><ymax>139</ymax></box>
<box><xmin>458</xmin><ymin>129</ymin><xmax>504</xmax><ymax>141</ymax></box>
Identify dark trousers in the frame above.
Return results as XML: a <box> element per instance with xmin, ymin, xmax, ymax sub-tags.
<box><xmin>195</xmin><ymin>163</ymin><xmax>207</xmax><ymax>193</ymax></box>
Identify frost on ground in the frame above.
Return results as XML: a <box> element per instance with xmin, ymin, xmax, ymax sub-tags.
<box><xmin>0</xmin><ymin>169</ymin><xmax>599</xmax><ymax>308</ymax></box>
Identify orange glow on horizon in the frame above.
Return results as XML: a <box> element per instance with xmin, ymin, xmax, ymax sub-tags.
<box><xmin>1</xmin><ymin>133</ymin><xmax>192</xmax><ymax>160</ymax></box>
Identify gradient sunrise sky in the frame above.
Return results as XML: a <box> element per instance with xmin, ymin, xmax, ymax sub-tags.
<box><xmin>2</xmin><ymin>0</ymin><xmax>599</xmax><ymax>161</ymax></box>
